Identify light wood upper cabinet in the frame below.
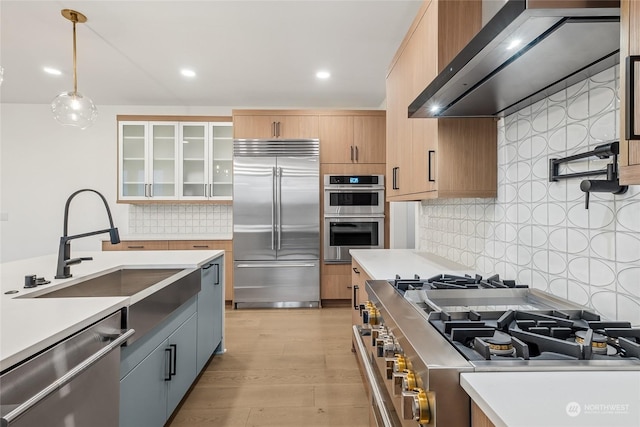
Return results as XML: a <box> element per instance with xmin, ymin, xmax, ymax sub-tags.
<box><xmin>319</xmin><ymin>114</ymin><xmax>385</xmax><ymax>164</ymax></box>
<box><xmin>233</xmin><ymin>112</ymin><xmax>319</xmax><ymax>139</ymax></box>
<box><xmin>386</xmin><ymin>0</ymin><xmax>496</xmax><ymax>201</ymax></box>
<box><xmin>620</xmin><ymin>0</ymin><xmax>640</xmax><ymax>184</ymax></box>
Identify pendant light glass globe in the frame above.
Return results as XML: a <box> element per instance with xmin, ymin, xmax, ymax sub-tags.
<box><xmin>52</xmin><ymin>9</ymin><xmax>97</xmax><ymax>129</ymax></box>
<box><xmin>51</xmin><ymin>91</ymin><xmax>98</xmax><ymax>129</ymax></box>
<box><xmin>0</xmin><ymin>66</ymin><xmax>4</xmax><ymax>86</ymax></box>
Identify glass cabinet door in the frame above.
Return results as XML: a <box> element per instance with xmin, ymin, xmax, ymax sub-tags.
<box><xmin>150</xmin><ymin>123</ymin><xmax>178</xmax><ymax>198</ymax></box>
<box><xmin>181</xmin><ymin>123</ymin><xmax>208</xmax><ymax>198</ymax></box>
<box><xmin>120</xmin><ymin>122</ymin><xmax>147</xmax><ymax>198</ymax></box>
<box><xmin>210</xmin><ymin>123</ymin><xmax>233</xmax><ymax>198</ymax></box>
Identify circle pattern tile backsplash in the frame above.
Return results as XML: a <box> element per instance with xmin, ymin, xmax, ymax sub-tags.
<box><xmin>419</xmin><ymin>65</ymin><xmax>640</xmax><ymax>325</ymax></box>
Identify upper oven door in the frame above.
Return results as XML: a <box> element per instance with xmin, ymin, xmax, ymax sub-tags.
<box><xmin>324</xmin><ymin>188</ymin><xmax>384</xmax><ymax>215</ymax></box>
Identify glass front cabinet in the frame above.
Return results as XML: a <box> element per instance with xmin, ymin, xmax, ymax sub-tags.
<box><xmin>118</xmin><ymin>120</ymin><xmax>232</xmax><ymax>202</ymax></box>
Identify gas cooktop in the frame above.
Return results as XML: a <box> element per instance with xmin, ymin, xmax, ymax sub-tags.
<box><xmin>391</xmin><ymin>273</ymin><xmax>528</xmax><ymax>293</ymax></box>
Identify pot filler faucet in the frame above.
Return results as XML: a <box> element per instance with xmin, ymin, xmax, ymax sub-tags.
<box><xmin>549</xmin><ymin>142</ymin><xmax>628</xmax><ymax>209</ymax></box>
<box><xmin>55</xmin><ymin>189</ymin><xmax>120</xmax><ymax>279</ymax></box>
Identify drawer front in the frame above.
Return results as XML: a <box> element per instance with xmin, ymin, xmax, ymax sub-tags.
<box><xmin>168</xmin><ymin>240</ymin><xmax>228</xmax><ymax>250</ymax></box>
<box><xmin>103</xmin><ymin>240</ymin><xmax>169</xmax><ymax>251</ymax></box>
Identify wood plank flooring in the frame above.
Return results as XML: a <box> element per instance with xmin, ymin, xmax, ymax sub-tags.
<box><xmin>167</xmin><ymin>307</ymin><xmax>369</xmax><ymax>427</ymax></box>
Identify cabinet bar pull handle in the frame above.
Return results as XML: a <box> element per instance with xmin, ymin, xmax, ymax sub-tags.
<box><xmin>392</xmin><ymin>167</ymin><xmax>399</xmax><ymax>190</ymax></box>
<box><xmin>428</xmin><ymin>150</ymin><xmax>436</xmax><ymax>182</ymax></box>
<box><xmin>353</xmin><ymin>285</ymin><xmax>359</xmax><ymax>309</ymax></box>
<box><xmin>272</xmin><ymin>122</ymin><xmax>276</xmax><ymax>138</ymax></box>
<box><xmin>626</xmin><ymin>55</ymin><xmax>640</xmax><ymax>140</ymax></box>
<box><xmin>355</xmin><ymin>145</ymin><xmax>359</xmax><ymax>161</ymax></box>
<box><xmin>192</xmin><ymin>245</ymin><xmax>210</xmax><ymax>248</ymax></box>
<box><xmin>149</xmin><ymin>184</ymin><xmax>153</xmax><ymax>197</ymax></box>
<box><xmin>214</xmin><ymin>263</ymin><xmax>220</xmax><ymax>285</ymax></box>
<box><xmin>170</xmin><ymin>344</ymin><xmax>177</xmax><ymax>376</ymax></box>
<box><xmin>127</xmin><ymin>245</ymin><xmax>144</xmax><ymax>249</ymax></box>
<box><xmin>277</xmin><ymin>121</ymin><xmax>281</xmax><ymax>137</ymax></box>
<box><xmin>209</xmin><ymin>183</ymin><xmax>213</xmax><ymax>197</ymax></box>
<box><xmin>164</xmin><ymin>348</ymin><xmax>172</xmax><ymax>381</ymax></box>
<box><xmin>350</xmin><ymin>145</ymin><xmax>354</xmax><ymax>161</ymax></box>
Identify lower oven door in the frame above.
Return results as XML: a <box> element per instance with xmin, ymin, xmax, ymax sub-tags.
<box><xmin>352</xmin><ymin>325</ymin><xmax>401</xmax><ymax>427</ymax></box>
<box><xmin>324</xmin><ymin>216</ymin><xmax>384</xmax><ymax>263</ymax></box>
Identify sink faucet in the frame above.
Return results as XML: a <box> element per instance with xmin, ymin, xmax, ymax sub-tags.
<box><xmin>55</xmin><ymin>189</ymin><xmax>121</xmax><ymax>279</ymax></box>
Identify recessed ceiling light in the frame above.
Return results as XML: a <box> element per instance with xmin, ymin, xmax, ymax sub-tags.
<box><xmin>44</xmin><ymin>67</ymin><xmax>62</xmax><ymax>75</ymax></box>
<box><xmin>316</xmin><ymin>70</ymin><xmax>331</xmax><ymax>79</ymax></box>
<box><xmin>181</xmin><ymin>69</ymin><xmax>196</xmax><ymax>78</ymax></box>
<box><xmin>430</xmin><ymin>105</ymin><xmax>440</xmax><ymax>114</ymax></box>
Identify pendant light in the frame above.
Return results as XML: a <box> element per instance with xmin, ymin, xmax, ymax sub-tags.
<box><xmin>51</xmin><ymin>9</ymin><xmax>97</xmax><ymax>129</ymax></box>
<box><xmin>0</xmin><ymin>66</ymin><xmax>4</xmax><ymax>86</ymax></box>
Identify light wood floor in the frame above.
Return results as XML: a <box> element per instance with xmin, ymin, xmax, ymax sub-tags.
<box><xmin>167</xmin><ymin>307</ymin><xmax>369</xmax><ymax>427</ymax></box>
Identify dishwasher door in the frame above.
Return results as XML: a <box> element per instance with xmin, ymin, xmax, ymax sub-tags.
<box><xmin>0</xmin><ymin>310</ymin><xmax>134</xmax><ymax>427</ymax></box>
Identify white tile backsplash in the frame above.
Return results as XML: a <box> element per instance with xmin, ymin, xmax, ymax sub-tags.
<box><xmin>418</xmin><ymin>65</ymin><xmax>640</xmax><ymax>324</ymax></box>
<box><xmin>129</xmin><ymin>204</ymin><xmax>232</xmax><ymax>235</ymax></box>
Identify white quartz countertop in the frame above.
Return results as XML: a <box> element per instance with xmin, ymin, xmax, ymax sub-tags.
<box><xmin>0</xmin><ymin>250</ymin><xmax>223</xmax><ymax>371</ymax></box>
<box><xmin>349</xmin><ymin>249</ymin><xmax>472</xmax><ymax>280</ymax></box>
<box><xmin>461</xmin><ymin>371</ymin><xmax>640</xmax><ymax>427</ymax></box>
<box><xmin>110</xmin><ymin>233</ymin><xmax>232</xmax><ymax>241</ymax></box>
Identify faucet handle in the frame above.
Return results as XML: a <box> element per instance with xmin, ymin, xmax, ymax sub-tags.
<box><xmin>65</xmin><ymin>256</ymin><xmax>93</xmax><ymax>266</ymax></box>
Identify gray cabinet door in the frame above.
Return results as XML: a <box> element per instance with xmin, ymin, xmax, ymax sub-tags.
<box><xmin>120</xmin><ymin>339</ymin><xmax>168</xmax><ymax>427</ymax></box>
<box><xmin>166</xmin><ymin>313</ymin><xmax>198</xmax><ymax>417</ymax></box>
<box><xmin>197</xmin><ymin>261</ymin><xmax>217</xmax><ymax>372</ymax></box>
<box><xmin>212</xmin><ymin>260</ymin><xmax>224</xmax><ymax>353</ymax></box>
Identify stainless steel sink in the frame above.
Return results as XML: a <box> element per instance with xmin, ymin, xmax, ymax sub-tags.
<box><xmin>36</xmin><ymin>268</ymin><xmax>184</xmax><ymax>298</ymax></box>
<box><xmin>33</xmin><ymin>267</ymin><xmax>201</xmax><ymax>345</ymax></box>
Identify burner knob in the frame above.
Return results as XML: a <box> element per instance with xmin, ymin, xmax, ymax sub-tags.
<box><xmin>402</xmin><ymin>370</ymin><xmax>417</xmax><ymax>392</ymax></box>
<box><xmin>393</xmin><ymin>354</ymin><xmax>407</xmax><ymax>373</ymax></box>
<box><xmin>401</xmin><ymin>388</ymin><xmax>431</xmax><ymax>425</ymax></box>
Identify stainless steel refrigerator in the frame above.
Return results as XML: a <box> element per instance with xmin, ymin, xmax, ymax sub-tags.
<box><xmin>233</xmin><ymin>139</ymin><xmax>320</xmax><ymax>308</ymax></box>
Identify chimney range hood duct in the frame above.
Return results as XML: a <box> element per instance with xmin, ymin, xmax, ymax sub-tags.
<box><xmin>408</xmin><ymin>0</ymin><xmax>620</xmax><ymax>118</ymax></box>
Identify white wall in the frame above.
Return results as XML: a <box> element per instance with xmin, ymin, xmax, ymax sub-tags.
<box><xmin>417</xmin><ymin>66</ymin><xmax>640</xmax><ymax>325</ymax></box>
<box><xmin>0</xmin><ymin>104</ymin><xmax>232</xmax><ymax>262</ymax></box>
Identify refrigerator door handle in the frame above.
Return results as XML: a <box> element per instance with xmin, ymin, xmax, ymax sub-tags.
<box><xmin>272</xmin><ymin>166</ymin><xmax>277</xmax><ymax>250</ymax></box>
<box><xmin>277</xmin><ymin>167</ymin><xmax>283</xmax><ymax>250</ymax></box>
<box><xmin>236</xmin><ymin>263</ymin><xmax>317</xmax><ymax>268</ymax></box>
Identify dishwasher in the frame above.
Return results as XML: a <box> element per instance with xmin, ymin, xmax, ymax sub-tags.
<box><xmin>0</xmin><ymin>310</ymin><xmax>134</xmax><ymax>427</ymax></box>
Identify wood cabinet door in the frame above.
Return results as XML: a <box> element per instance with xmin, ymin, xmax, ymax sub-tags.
<box><xmin>354</xmin><ymin>116</ymin><xmax>386</xmax><ymax>164</ymax></box>
<box><xmin>320</xmin><ymin>263</ymin><xmax>352</xmax><ymax>300</ymax></box>
<box><xmin>233</xmin><ymin>115</ymin><xmax>276</xmax><ymax>139</ymax></box>
<box><xmin>276</xmin><ymin>115</ymin><xmax>319</xmax><ymax>139</ymax></box>
<box><xmin>319</xmin><ymin>115</ymin><xmax>354</xmax><ymax>163</ymax></box>
<box><xmin>620</xmin><ymin>0</ymin><xmax>640</xmax><ymax>184</ymax></box>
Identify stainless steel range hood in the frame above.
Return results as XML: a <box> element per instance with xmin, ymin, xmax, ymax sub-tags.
<box><xmin>408</xmin><ymin>0</ymin><xmax>620</xmax><ymax>118</ymax></box>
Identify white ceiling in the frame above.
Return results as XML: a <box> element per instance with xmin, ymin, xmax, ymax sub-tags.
<box><xmin>0</xmin><ymin>0</ymin><xmax>422</xmax><ymax>109</ymax></box>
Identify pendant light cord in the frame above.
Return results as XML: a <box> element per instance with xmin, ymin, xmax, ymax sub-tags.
<box><xmin>72</xmin><ymin>12</ymin><xmax>78</xmax><ymax>94</ymax></box>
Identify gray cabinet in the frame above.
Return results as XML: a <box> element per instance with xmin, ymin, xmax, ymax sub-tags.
<box><xmin>167</xmin><ymin>314</ymin><xmax>198</xmax><ymax>416</ymax></box>
<box><xmin>119</xmin><ymin>255</ymin><xmax>226</xmax><ymax>426</ymax></box>
<box><xmin>196</xmin><ymin>258</ymin><xmax>224</xmax><ymax>372</ymax></box>
<box><xmin>120</xmin><ymin>341</ymin><xmax>167</xmax><ymax>427</ymax></box>
<box><xmin>120</xmin><ymin>298</ymin><xmax>197</xmax><ymax>427</ymax></box>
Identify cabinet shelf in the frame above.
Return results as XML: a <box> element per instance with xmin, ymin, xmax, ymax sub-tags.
<box><xmin>213</xmin><ymin>158</ymin><xmax>232</xmax><ymax>162</ymax></box>
<box><xmin>123</xmin><ymin>136</ymin><xmax>145</xmax><ymax>140</ymax></box>
<box><xmin>153</xmin><ymin>158</ymin><xmax>175</xmax><ymax>161</ymax></box>
<box><xmin>123</xmin><ymin>181</ymin><xmax>146</xmax><ymax>185</ymax></box>
<box><xmin>183</xmin><ymin>158</ymin><xmax>205</xmax><ymax>161</ymax></box>
<box><xmin>152</xmin><ymin>136</ymin><xmax>175</xmax><ymax>140</ymax></box>
<box><xmin>213</xmin><ymin>182</ymin><xmax>232</xmax><ymax>185</ymax></box>
<box><xmin>123</xmin><ymin>157</ymin><xmax>145</xmax><ymax>161</ymax></box>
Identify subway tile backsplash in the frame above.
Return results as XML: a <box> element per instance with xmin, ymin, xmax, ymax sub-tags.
<box><xmin>128</xmin><ymin>204</ymin><xmax>232</xmax><ymax>235</ymax></box>
<box><xmin>418</xmin><ymin>66</ymin><xmax>640</xmax><ymax>325</ymax></box>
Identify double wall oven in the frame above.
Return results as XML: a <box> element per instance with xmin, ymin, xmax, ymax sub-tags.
<box><xmin>323</xmin><ymin>175</ymin><xmax>384</xmax><ymax>263</ymax></box>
